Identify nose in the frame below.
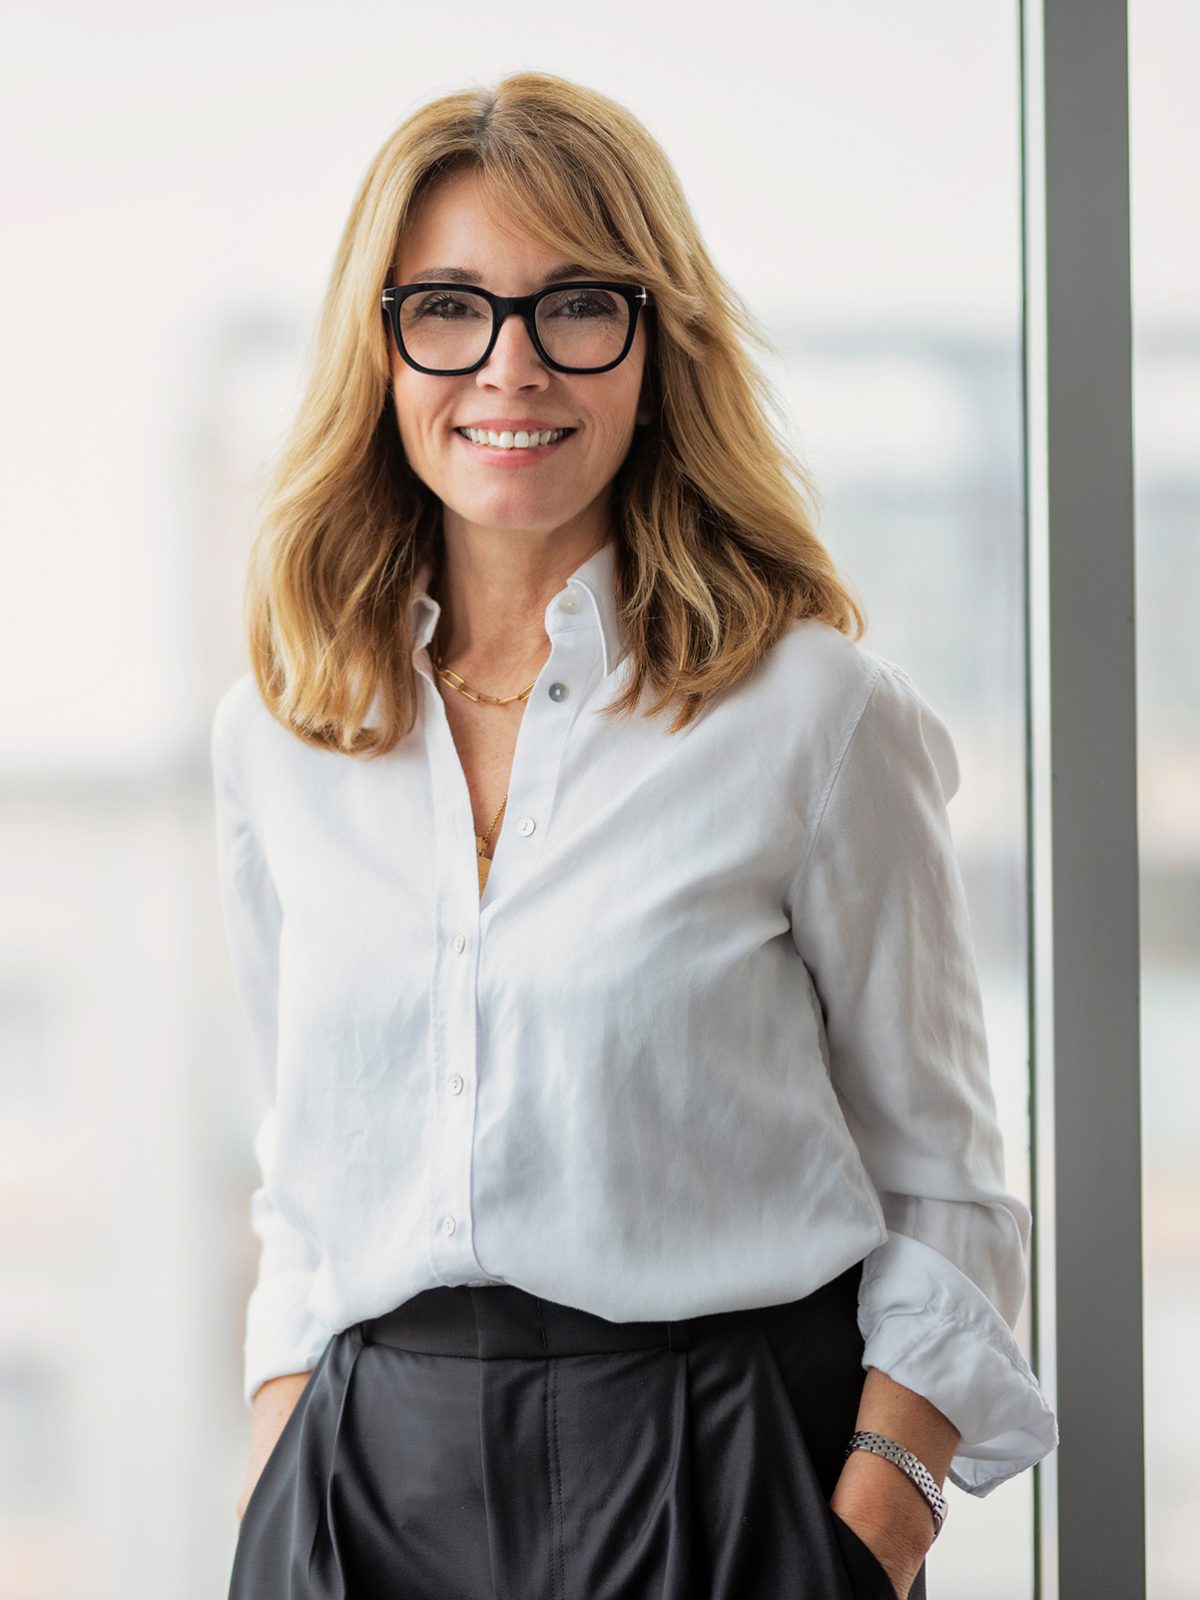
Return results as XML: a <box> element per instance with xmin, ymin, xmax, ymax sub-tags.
<box><xmin>477</xmin><ymin>310</ymin><xmax>549</xmax><ymax>389</ymax></box>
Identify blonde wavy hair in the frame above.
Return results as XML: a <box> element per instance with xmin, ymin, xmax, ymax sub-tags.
<box><xmin>244</xmin><ymin>70</ymin><xmax>866</xmax><ymax>753</ymax></box>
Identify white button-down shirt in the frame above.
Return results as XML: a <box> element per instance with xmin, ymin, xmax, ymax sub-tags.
<box><xmin>210</xmin><ymin>536</ymin><xmax>1058</xmax><ymax>1495</ymax></box>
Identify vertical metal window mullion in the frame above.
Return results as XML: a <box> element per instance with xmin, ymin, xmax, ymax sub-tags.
<box><xmin>1021</xmin><ymin>2</ymin><xmax>1144</xmax><ymax>1598</ymax></box>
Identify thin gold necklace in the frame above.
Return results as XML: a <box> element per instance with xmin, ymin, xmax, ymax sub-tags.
<box><xmin>430</xmin><ymin>627</ymin><xmax>538</xmax><ymax>896</ymax></box>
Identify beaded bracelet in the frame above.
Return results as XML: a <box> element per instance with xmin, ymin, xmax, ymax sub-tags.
<box><xmin>845</xmin><ymin>1429</ymin><xmax>949</xmax><ymax>1539</ymax></box>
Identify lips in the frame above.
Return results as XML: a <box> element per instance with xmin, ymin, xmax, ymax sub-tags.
<box><xmin>457</xmin><ymin>420</ymin><xmax>577</xmax><ymax>432</ymax></box>
<box><xmin>455</xmin><ymin>426</ymin><xmax>576</xmax><ymax>443</ymax></box>
<box><xmin>454</xmin><ymin>422</ymin><xmax>579</xmax><ymax>454</ymax></box>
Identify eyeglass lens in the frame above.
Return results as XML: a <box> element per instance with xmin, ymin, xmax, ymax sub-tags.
<box><xmin>398</xmin><ymin>287</ymin><xmax>631</xmax><ymax>371</ymax></box>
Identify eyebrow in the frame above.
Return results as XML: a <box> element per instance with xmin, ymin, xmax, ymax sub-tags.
<box><xmin>406</xmin><ymin>263</ymin><xmax>593</xmax><ymax>286</ymax></box>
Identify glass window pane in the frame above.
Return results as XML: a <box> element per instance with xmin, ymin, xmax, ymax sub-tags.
<box><xmin>2</xmin><ymin>5</ymin><xmax>1044</xmax><ymax>1595</ymax></box>
<box><xmin>1131</xmin><ymin>3</ymin><xmax>1200</xmax><ymax>1597</ymax></box>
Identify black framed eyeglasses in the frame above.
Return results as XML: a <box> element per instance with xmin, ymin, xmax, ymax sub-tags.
<box><xmin>380</xmin><ymin>280</ymin><xmax>650</xmax><ymax>376</ymax></box>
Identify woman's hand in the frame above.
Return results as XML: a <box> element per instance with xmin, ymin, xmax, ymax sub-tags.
<box><xmin>830</xmin><ymin>1452</ymin><xmax>934</xmax><ymax>1598</ymax></box>
<box><xmin>236</xmin><ymin>1369</ymin><xmax>313</xmax><ymax>1522</ymax></box>
<box><xmin>829</xmin><ymin>1365</ymin><xmax>959</xmax><ymax>1598</ymax></box>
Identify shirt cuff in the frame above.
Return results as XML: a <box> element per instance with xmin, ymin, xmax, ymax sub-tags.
<box><xmin>243</xmin><ymin>1271</ymin><xmax>334</xmax><ymax>1409</ymax></box>
<box><xmin>857</xmin><ymin>1231</ymin><xmax>1060</xmax><ymax>1496</ymax></box>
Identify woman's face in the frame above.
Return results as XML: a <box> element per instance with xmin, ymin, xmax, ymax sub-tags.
<box><xmin>388</xmin><ymin>167</ymin><xmax>650</xmax><ymax>547</ymax></box>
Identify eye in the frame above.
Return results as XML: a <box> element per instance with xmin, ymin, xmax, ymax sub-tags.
<box><xmin>543</xmin><ymin>289</ymin><xmax>620</xmax><ymax>320</ymax></box>
<box><xmin>411</xmin><ymin>292</ymin><xmax>486</xmax><ymax>320</ymax></box>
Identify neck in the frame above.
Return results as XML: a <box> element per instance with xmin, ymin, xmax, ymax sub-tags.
<box><xmin>430</xmin><ymin>524</ymin><xmax>610</xmax><ymax>685</ymax></box>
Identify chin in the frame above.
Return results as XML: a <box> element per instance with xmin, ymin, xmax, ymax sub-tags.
<box><xmin>452</xmin><ymin>494</ymin><xmax>577</xmax><ymax>529</ymax></box>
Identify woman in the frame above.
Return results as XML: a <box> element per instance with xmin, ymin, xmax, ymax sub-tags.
<box><xmin>212</xmin><ymin>71</ymin><xmax>1058</xmax><ymax>1600</ymax></box>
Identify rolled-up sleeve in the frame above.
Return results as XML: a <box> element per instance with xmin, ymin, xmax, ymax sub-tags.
<box><xmin>211</xmin><ymin>697</ymin><xmax>333</xmax><ymax>1408</ymax></box>
<box><xmin>788</xmin><ymin>659</ymin><xmax>1059</xmax><ymax>1495</ymax></box>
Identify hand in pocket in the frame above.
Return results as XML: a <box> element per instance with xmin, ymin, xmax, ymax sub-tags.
<box><xmin>236</xmin><ymin>1370</ymin><xmax>313</xmax><ymax>1523</ymax></box>
<box><xmin>829</xmin><ymin>1502</ymin><xmax>930</xmax><ymax>1599</ymax></box>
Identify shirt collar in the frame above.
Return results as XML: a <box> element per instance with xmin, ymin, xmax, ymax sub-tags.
<box><xmin>409</xmin><ymin>537</ymin><xmax>627</xmax><ymax>678</ymax></box>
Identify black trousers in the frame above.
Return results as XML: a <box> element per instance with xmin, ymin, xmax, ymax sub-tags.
<box><xmin>228</xmin><ymin>1259</ymin><xmax>929</xmax><ymax>1599</ymax></box>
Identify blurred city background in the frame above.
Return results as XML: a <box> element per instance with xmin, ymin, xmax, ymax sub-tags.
<box><xmin>0</xmin><ymin>1</ymin><xmax>1195</xmax><ymax>1596</ymax></box>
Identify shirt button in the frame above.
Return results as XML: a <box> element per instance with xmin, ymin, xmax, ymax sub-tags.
<box><xmin>559</xmin><ymin>592</ymin><xmax>581</xmax><ymax>613</ymax></box>
<box><xmin>548</xmin><ymin>680</ymin><xmax>569</xmax><ymax>701</ymax></box>
<box><xmin>452</xmin><ymin>933</ymin><xmax>466</xmax><ymax>953</ymax></box>
<box><xmin>448</xmin><ymin>1074</ymin><xmax>464</xmax><ymax>1094</ymax></box>
<box><xmin>517</xmin><ymin>816</ymin><xmax>536</xmax><ymax>836</ymax></box>
<box><xmin>442</xmin><ymin>1215</ymin><xmax>456</xmax><ymax>1234</ymax></box>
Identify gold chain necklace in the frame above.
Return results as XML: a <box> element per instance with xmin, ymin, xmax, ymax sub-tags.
<box><xmin>430</xmin><ymin>626</ymin><xmax>538</xmax><ymax>896</ymax></box>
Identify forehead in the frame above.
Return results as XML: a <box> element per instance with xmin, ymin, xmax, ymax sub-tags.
<box><xmin>395</xmin><ymin>168</ymin><xmax>577</xmax><ymax>289</ymax></box>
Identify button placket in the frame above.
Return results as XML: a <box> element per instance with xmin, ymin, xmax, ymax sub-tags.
<box><xmin>423</xmin><ymin>581</ymin><xmax>603</xmax><ymax>1282</ymax></box>
<box><xmin>422</xmin><ymin>674</ymin><xmax>489</xmax><ymax>1283</ymax></box>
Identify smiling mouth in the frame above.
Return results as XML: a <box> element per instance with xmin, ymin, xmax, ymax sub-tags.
<box><xmin>455</xmin><ymin>426</ymin><xmax>576</xmax><ymax>451</ymax></box>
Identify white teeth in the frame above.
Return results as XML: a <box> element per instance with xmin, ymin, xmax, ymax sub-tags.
<box><xmin>460</xmin><ymin>427</ymin><xmax>569</xmax><ymax>449</ymax></box>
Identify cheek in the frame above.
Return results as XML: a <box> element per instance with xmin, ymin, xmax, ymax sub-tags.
<box><xmin>390</xmin><ymin>385</ymin><xmax>446</xmax><ymax>462</ymax></box>
<box><xmin>584</xmin><ymin>376</ymin><xmax>643</xmax><ymax>455</ymax></box>
<box><xmin>392</xmin><ymin>411</ymin><xmax>422</xmax><ymax>472</ymax></box>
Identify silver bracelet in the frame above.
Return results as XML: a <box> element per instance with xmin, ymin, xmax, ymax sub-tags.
<box><xmin>845</xmin><ymin>1429</ymin><xmax>949</xmax><ymax>1539</ymax></box>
